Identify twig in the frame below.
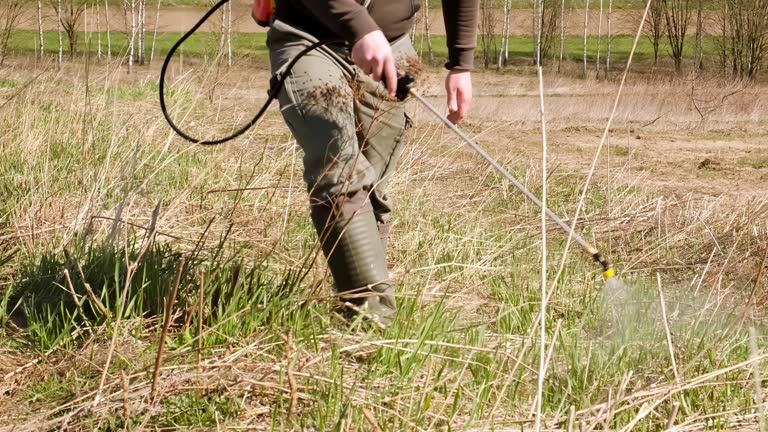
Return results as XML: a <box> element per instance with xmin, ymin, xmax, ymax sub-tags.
<box><xmin>151</xmin><ymin>256</ymin><xmax>185</xmax><ymax>402</ymax></box>
<box><xmin>362</xmin><ymin>407</ymin><xmax>382</xmax><ymax>432</ymax></box>
<box><xmin>666</xmin><ymin>401</ymin><xmax>680</xmax><ymax>430</ymax></box>
<box><xmin>69</xmin><ymin>253</ymin><xmax>109</xmax><ymax>319</ymax></box>
<box><xmin>62</xmin><ymin>269</ymin><xmax>93</xmax><ymax>336</ymax></box>
<box><xmin>94</xmin><ymin>202</ymin><xmax>160</xmax><ymax>407</ymax></box>
<box><xmin>280</xmin><ymin>333</ymin><xmax>298</xmax><ymax>415</ymax></box>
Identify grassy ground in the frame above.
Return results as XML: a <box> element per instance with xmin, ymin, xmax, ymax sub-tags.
<box><xmin>0</xmin><ymin>48</ymin><xmax>767</xmax><ymax>431</ymax></box>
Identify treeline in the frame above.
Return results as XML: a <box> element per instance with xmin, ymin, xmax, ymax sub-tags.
<box><xmin>0</xmin><ymin>0</ymin><xmax>235</xmax><ymax>72</ymax></box>
<box><xmin>414</xmin><ymin>0</ymin><xmax>768</xmax><ymax>80</ymax></box>
<box><xmin>1</xmin><ymin>0</ymin><xmax>767</xmax><ymax>80</ymax></box>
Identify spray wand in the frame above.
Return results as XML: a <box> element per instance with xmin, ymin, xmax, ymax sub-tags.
<box><xmin>395</xmin><ymin>74</ymin><xmax>616</xmax><ymax>281</ymax></box>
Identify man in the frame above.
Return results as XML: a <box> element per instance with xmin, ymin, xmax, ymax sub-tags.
<box><xmin>266</xmin><ymin>0</ymin><xmax>479</xmax><ymax>327</ymax></box>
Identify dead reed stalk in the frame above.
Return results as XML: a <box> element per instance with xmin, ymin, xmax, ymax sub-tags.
<box><xmin>151</xmin><ymin>255</ymin><xmax>185</xmax><ymax>402</ymax></box>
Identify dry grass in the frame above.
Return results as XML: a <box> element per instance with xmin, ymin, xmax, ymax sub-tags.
<box><xmin>0</xmin><ymin>54</ymin><xmax>767</xmax><ymax>430</ymax></box>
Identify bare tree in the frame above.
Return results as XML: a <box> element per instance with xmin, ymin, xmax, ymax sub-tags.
<box><xmin>478</xmin><ymin>0</ymin><xmax>498</xmax><ymax>68</ymax></box>
<box><xmin>716</xmin><ymin>0</ymin><xmax>768</xmax><ymax>79</ymax></box>
<box><xmin>645</xmin><ymin>0</ymin><xmax>666</xmax><ymax>65</ymax></box>
<box><xmin>105</xmin><ymin>0</ymin><xmax>111</xmax><ymax>61</ymax></box>
<box><xmin>57</xmin><ymin>0</ymin><xmax>63</xmax><ymax>65</ymax></box>
<box><xmin>694</xmin><ymin>0</ymin><xmax>704</xmax><ymax>71</ymax></box>
<box><xmin>38</xmin><ymin>0</ymin><xmax>45</xmax><ymax>59</ymax></box>
<box><xmin>425</xmin><ymin>0</ymin><xmax>434</xmax><ymax>62</ymax></box>
<box><xmin>0</xmin><ymin>0</ymin><xmax>23</xmax><ymax>66</ymax></box>
<box><xmin>596</xmin><ymin>0</ymin><xmax>603</xmax><ymax>78</ymax></box>
<box><xmin>583</xmin><ymin>0</ymin><xmax>589</xmax><ymax>77</ymax></box>
<box><xmin>138</xmin><ymin>0</ymin><xmax>145</xmax><ymax>65</ymax></box>
<box><xmin>558</xmin><ymin>0</ymin><xmax>566</xmax><ymax>72</ymax></box>
<box><xmin>498</xmin><ymin>0</ymin><xmax>511</xmax><ymax>68</ymax></box>
<box><xmin>227</xmin><ymin>0</ymin><xmax>232</xmax><ymax>66</ymax></box>
<box><xmin>128</xmin><ymin>0</ymin><xmax>135</xmax><ymax>73</ymax></box>
<box><xmin>662</xmin><ymin>0</ymin><xmax>692</xmax><ymax>75</ymax></box>
<box><xmin>536</xmin><ymin>0</ymin><xmax>543</xmax><ymax>64</ymax></box>
<box><xmin>151</xmin><ymin>0</ymin><xmax>161</xmax><ymax>63</ymax></box>
<box><xmin>50</xmin><ymin>0</ymin><xmax>87</xmax><ymax>59</ymax></box>
<box><xmin>97</xmin><ymin>0</ymin><xmax>102</xmax><ymax>60</ymax></box>
<box><xmin>606</xmin><ymin>0</ymin><xmax>612</xmax><ymax>74</ymax></box>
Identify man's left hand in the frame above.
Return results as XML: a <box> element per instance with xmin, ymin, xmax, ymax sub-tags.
<box><xmin>445</xmin><ymin>69</ymin><xmax>472</xmax><ymax>124</ymax></box>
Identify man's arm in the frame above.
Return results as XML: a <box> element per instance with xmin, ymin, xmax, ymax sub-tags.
<box><xmin>442</xmin><ymin>0</ymin><xmax>480</xmax><ymax>71</ymax></box>
<box><xmin>443</xmin><ymin>0</ymin><xmax>479</xmax><ymax>123</ymax></box>
<box><xmin>302</xmin><ymin>0</ymin><xmax>378</xmax><ymax>45</ymax></box>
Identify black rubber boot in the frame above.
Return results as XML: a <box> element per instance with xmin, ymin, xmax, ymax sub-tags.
<box><xmin>310</xmin><ymin>190</ymin><xmax>396</xmax><ymax>327</ymax></box>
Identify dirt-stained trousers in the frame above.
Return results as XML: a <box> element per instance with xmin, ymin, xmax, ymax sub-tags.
<box><xmin>266</xmin><ymin>19</ymin><xmax>416</xmax><ymax>323</ymax></box>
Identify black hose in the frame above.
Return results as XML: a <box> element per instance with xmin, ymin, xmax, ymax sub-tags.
<box><xmin>158</xmin><ymin>0</ymin><xmax>342</xmax><ymax>145</ymax></box>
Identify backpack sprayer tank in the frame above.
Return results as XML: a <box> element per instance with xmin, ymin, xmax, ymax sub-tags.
<box><xmin>252</xmin><ymin>0</ymin><xmax>275</xmax><ymax>27</ymax></box>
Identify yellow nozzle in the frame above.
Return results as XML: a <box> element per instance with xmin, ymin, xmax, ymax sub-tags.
<box><xmin>602</xmin><ymin>267</ymin><xmax>615</xmax><ymax>279</ymax></box>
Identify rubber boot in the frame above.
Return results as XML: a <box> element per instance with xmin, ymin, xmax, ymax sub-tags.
<box><xmin>310</xmin><ymin>191</ymin><xmax>396</xmax><ymax>327</ymax></box>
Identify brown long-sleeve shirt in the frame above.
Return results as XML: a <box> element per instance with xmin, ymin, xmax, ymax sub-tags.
<box><xmin>274</xmin><ymin>0</ymin><xmax>480</xmax><ymax>70</ymax></box>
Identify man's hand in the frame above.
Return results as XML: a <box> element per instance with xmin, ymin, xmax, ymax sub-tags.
<box><xmin>352</xmin><ymin>30</ymin><xmax>397</xmax><ymax>98</ymax></box>
<box><xmin>445</xmin><ymin>69</ymin><xmax>472</xmax><ymax>124</ymax></box>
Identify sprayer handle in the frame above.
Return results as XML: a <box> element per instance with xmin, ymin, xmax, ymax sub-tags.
<box><xmin>395</xmin><ymin>72</ymin><xmax>416</xmax><ymax>101</ymax></box>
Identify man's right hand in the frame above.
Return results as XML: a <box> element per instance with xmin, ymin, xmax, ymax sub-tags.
<box><xmin>351</xmin><ymin>30</ymin><xmax>397</xmax><ymax>98</ymax></box>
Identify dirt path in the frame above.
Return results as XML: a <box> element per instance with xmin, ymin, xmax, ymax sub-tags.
<box><xmin>18</xmin><ymin>3</ymin><xmax>653</xmax><ymax>36</ymax></box>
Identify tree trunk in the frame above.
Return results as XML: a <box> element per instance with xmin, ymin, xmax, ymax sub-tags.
<box><xmin>105</xmin><ymin>0</ymin><xmax>111</xmax><ymax>61</ymax></box>
<box><xmin>596</xmin><ymin>0</ymin><xmax>603</xmax><ymax>79</ymax></box>
<box><xmin>425</xmin><ymin>0</ymin><xmax>434</xmax><ymax>62</ymax></box>
<box><xmin>129</xmin><ymin>0</ymin><xmax>135</xmax><ymax>73</ymax></box>
<box><xmin>150</xmin><ymin>0</ymin><xmax>161</xmax><ymax>63</ymax></box>
<box><xmin>38</xmin><ymin>0</ymin><xmax>44</xmax><ymax>58</ymax></box>
<box><xmin>227</xmin><ymin>0</ymin><xmax>232</xmax><ymax>66</ymax></box>
<box><xmin>607</xmin><ymin>0</ymin><xmax>612</xmax><ymax>74</ymax></box>
<box><xmin>97</xmin><ymin>1</ymin><xmax>102</xmax><ymax>60</ymax></box>
<box><xmin>57</xmin><ymin>0</ymin><xmax>63</xmax><ymax>66</ymax></box>
<box><xmin>138</xmin><ymin>0</ymin><xmax>145</xmax><ymax>65</ymax></box>
<box><xmin>583</xmin><ymin>0</ymin><xmax>589</xmax><ymax>78</ymax></box>
<box><xmin>535</xmin><ymin>0</ymin><xmax>543</xmax><ymax>65</ymax></box>
<box><xmin>558</xmin><ymin>0</ymin><xmax>565</xmax><ymax>72</ymax></box>
<box><xmin>695</xmin><ymin>0</ymin><xmax>703</xmax><ymax>71</ymax></box>
<box><xmin>498</xmin><ymin>0</ymin><xmax>508</xmax><ymax>69</ymax></box>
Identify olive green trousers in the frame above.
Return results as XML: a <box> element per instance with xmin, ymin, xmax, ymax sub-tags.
<box><xmin>266</xmin><ymin>20</ymin><xmax>415</xmax><ymax>324</ymax></box>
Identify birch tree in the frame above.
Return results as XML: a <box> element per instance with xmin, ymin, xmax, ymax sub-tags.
<box><xmin>583</xmin><ymin>0</ymin><xmax>589</xmax><ymax>77</ymax></box>
<box><xmin>498</xmin><ymin>0</ymin><xmax>511</xmax><ymax>68</ymax></box>
<box><xmin>227</xmin><ymin>0</ymin><xmax>232</xmax><ymax>66</ymax></box>
<box><xmin>38</xmin><ymin>0</ymin><xmax>45</xmax><ymax>59</ymax></box>
<box><xmin>128</xmin><ymin>0</ymin><xmax>136</xmax><ymax>73</ymax></box>
<box><xmin>596</xmin><ymin>0</ymin><xmax>603</xmax><ymax>78</ymax></box>
<box><xmin>425</xmin><ymin>0</ymin><xmax>434</xmax><ymax>62</ymax></box>
<box><xmin>50</xmin><ymin>0</ymin><xmax>86</xmax><ymax>59</ymax></box>
<box><xmin>138</xmin><ymin>0</ymin><xmax>145</xmax><ymax>65</ymax></box>
<box><xmin>97</xmin><ymin>0</ymin><xmax>102</xmax><ymax>60</ymax></box>
<box><xmin>105</xmin><ymin>0</ymin><xmax>111</xmax><ymax>61</ymax></box>
<box><xmin>558</xmin><ymin>0</ymin><xmax>565</xmax><ymax>72</ymax></box>
<box><xmin>151</xmin><ymin>0</ymin><xmax>161</xmax><ymax>63</ymax></box>
<box><xmin>57</xmin><ymin>0</ymin><xmax>63</xmax><ymax>65</ymax></box>
<box><xmin>606</xmin><ymin>0</ymin><xmax>612</xmax><ymax>74</ymax></box>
